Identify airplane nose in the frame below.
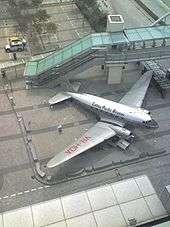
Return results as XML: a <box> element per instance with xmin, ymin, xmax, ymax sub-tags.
<box><xmin>148</xmin><ymin>119</ymin><xmax>159</xmax><ymax>128</ymax></box>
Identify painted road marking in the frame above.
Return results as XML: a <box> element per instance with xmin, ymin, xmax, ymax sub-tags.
<box><xmin>31</xmin><ymin>188</ymin><xmax>37</xmax><ymax>192</ymax></box>
<box><xmin>10</xmin><ymin>194</ymin><xmax>16</xmax><ymax>198</ymax></box>
<box><xmin>0</xmin><ymin>185</ymin><xmax>51</xmax><ymax>200</ymax></box>
<box><xmin>44</xmin><ymin>185</ymin><xmax>50</xmax><ymax>188</ymax></box>
<box><xmin>3</xmin><ymin>196</ymin><xmax>9</xmax><ymax>199</ymax></box>
<box><xmin>38</xmin><ymin>186</ymin><xmax>44</xmax><ymax>190</ymax></box>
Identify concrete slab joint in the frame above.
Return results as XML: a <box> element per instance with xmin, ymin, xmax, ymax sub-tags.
<box><xmin>106</xmin><ymin>63</ymin><xmax>124</xmax><ymax>84</ymax></box>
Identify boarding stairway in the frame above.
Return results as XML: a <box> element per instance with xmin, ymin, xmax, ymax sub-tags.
<box><xmin>24</xmin><ymin>25</ymin><xmax>170</xmax><ymax>86</ymax></box>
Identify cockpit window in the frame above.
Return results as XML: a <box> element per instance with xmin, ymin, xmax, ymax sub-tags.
<box><xmin>143</xmin><ymin>120</ymin><xmax>151</xmax><ymax>124</ymax></box>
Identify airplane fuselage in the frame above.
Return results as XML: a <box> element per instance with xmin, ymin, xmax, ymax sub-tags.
<box><xmin>66</xmin><ymin>92</ymin><xmax>158</xmax><ymax>128</ymax></box>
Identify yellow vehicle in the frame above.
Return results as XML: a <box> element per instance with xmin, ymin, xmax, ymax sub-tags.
<box><xmin>5</xmin><ymin>36</ymin><xmax>27</xmax><ymax>53</ymax></box>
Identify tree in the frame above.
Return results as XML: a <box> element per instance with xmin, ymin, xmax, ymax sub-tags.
<box><xmin>33</xmin><ymin>22</ymin><xmax>43</xmax><ymax>34</ymax></box>
<box><xmin>33</xmin><ymin>22</ymin><xmax>45</xmax><ymax>49</ymax></box>
<box><xmin>19</xmin><ymin>0</ymin><xmax>30</xmax><ymax>15</ymax></box>
<box><xmin>32</xmin><ymin>9</ymin><xmax>50</xmax><ymax>50</ymax></box>
<box><xmin>8</xmin><ymin>0</ymin><xmax>17</xmax><ymax>7</ymax></box>
<box><xmin>18</xmin><ymin>15</ymin><xmax>30</xmax><ymax>33</ymax></box>
<box><xmin>31</xmin><ymin>0</ymin><xmax>43</xmax><ymax>8</ymax></box>
<box><xmin>46</xmin><ymin>22</ymin><xmax>57</xmax><ymax>34</ymax></box>
<box><xmin>84</xmin><ymin>0</ymin><xmax>96</xmax><ymax>7</ymax></box>
<box><xmin>34</xmin><ymin>9</ymin><xmax>50</xmax><ymax>23</ymax></box>
<box><xmin>46</xmin><ymin>22</ymin><xmax>59</xmax><ymax>48</ymax></box>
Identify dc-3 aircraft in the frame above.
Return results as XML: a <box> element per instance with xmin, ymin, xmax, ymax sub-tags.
<box><xmin>47</xmin><ymin>71</ymin><xmax>158</xmax><ymax>169</ymax></box>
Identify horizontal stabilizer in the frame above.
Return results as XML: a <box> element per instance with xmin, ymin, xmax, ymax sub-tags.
<box><xmin>49</xmin><ymin>92</ymin><xmax>71</xmax><ymax>105</ymax></box>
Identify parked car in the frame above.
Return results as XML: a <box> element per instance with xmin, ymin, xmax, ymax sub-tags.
<box><xmin>5</xmin><ymin>37</ymin><xmax>27</xmax><ymax>53</ymax></box>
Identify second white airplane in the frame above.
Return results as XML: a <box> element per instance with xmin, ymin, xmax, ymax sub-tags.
<box><xmin>47</xmin><ymin>71</ymin><xmax>158</xmax><ymax>169</ymax></box>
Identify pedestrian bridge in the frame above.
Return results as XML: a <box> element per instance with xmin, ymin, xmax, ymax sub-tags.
<box><xmin>24</xmin><ymin>25</ymin><xmax>170</xmax><ymax>86</ymax></box>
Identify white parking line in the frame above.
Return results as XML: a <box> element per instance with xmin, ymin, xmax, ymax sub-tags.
<box><xmin>38</xmin><ymin>186</ymin><xmax>44</xmax><ymax>190</ymax></box>
<box><xmin>10</xmin><ymin>194</ymin><xmax>16</xmax><ymax>198</ymax></box>
<box><xmin>44</xmin><ymin>185</ymin><xmax>50</xmax><ymax>188</ymax></box>
<box><xmin>30</xmin><ymin>188</ymin><xmax>37</xmax><ymax>192</ymax></box>
<box><xmin>60</xmin><ymin>5</ymin><xmax>80</xmax><ymax>38</ymax></box>
<box><xmin>0</xmin><ymin>185</ymin><xmax>51</xmax><ymax>201</ymax></box>
<box><xmin>3</xmin><ymin>196</ymin><xmax>9</xmax><ymax>199</ymax></box>
<box><xmin>17</xmin><ymin>192</ymin><xmax>23</xmax><ymax>195</ymax></box>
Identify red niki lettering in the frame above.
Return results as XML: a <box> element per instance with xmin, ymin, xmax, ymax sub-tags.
<box><xmin>65</xmin><ymin>136</ymin><xmax>91</xmax><ymax>155</ymax></box>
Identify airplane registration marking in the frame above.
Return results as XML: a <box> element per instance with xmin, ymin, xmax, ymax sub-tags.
<box><xmin>65</xmin><ymin>136</ymin><xmax>91</xmax><ymax>155</ymax></box>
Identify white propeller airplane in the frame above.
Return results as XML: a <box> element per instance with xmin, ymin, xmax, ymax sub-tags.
<box><xmin>47</xmin><ymin>71</ymin><xmax>158</xmax><ymax>169</ymax></box>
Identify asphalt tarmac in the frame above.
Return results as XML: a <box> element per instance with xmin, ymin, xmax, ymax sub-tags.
<box><xmin>0</xmin><ymin>0</ymin><xmax>170</xmax><ymax>213</ymax></box>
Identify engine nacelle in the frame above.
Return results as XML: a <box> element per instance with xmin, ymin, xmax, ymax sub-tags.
<box><xmin>109</xmin><ymin>125</ymin><xmax>132</xmax><ymax>138</ymax></box>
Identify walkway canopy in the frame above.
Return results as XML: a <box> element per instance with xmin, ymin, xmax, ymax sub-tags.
<box><xmin>24</xmin><ymin>25</ymin><xmax>170</xmax><ymax>78</ymax></box>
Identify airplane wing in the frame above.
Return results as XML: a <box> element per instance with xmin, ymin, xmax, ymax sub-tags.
<box><xmin>119</xmin><ymin>71</ymin><xmax>153</xmax><ymax>108</ymax></box>
<box><xmin>47</xmin><ymin>122</ymin><xmax>116</xmax><ymax>168</ymax></box>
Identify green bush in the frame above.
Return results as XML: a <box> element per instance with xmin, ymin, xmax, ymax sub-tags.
<box><xmin>75</xmin><ymin>0</ymin><xmax>107</xmax><ymax>32</ymax></box>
